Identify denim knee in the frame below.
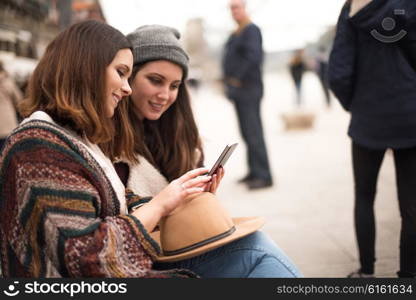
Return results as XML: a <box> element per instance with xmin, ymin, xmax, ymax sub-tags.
<box><xmin>236</xmin><ymin>232</ymin><xmax>302</xmax><ymax>277</ymax></box>
<box><xmin>154</xmin><ymin>231</ymin><xmax>302</xmax><ymax>278</ymax></box>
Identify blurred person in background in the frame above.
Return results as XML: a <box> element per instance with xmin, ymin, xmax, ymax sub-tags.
<box><xmin>316</xmin><ymin>46</ymin><xmax>331</xmax><ymax>108</ymax></box>
<box><xmin>329</xmin><ymin>0</ymin><xmax>416</xmax><ymax>278</ymax></box>
<box><xmin>288</xmin><ymin>49</ymin><xmax>306</xmax><ymax>107</ymax></box>
<box><xmin>0</xmin><ymin>61</ymin><xmax>23</xmax><ymax>150</ymax></box>
<box><xmin>222</xmin><ymin>0</ymin><xmax>273</xmax><ymax>190</ymax></box>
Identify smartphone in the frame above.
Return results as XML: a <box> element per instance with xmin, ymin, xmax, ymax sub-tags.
<box><xmin>207</xmin><ymin>143</ymin><xmax>238</xmax><ymax>176</ymax></box>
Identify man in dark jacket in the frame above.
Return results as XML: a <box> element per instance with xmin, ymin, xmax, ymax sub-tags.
<box><xmin>222</xmin><ymin>0</ymin><xmax>273</xmax><ymax>190</ymax></box>
<box><xmin>329</xmin><ymin>0</ymin><xmax>416</xmax><ymax>278</ymax></box>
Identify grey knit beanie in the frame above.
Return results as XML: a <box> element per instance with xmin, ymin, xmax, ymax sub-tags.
<box><xmin>127</xmin><ymin>25</ymin><xmax>189</xmax><ymax>78</ymax></box>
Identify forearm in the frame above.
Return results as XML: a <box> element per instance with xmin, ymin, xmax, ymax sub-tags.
<box><xmin>131</xmin><ymin>201</ymin><xmax>164</xmax><ymax>233</ymax></box>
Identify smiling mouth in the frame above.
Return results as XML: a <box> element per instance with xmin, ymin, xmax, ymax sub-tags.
<box><xmin>149</xmin><ymin>101</ymin><xmax>164</xmax><ymax>112</ymax></box>
<box><xmin>112</xmin><ymin>94</ymin><xmax>121</xmax><ymax>106</ymax></box>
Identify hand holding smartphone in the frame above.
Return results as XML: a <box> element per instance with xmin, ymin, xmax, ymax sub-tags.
<box><xmin>207</xmin><ymin>143</ymin><xmax>238</xmax><ymax>176</ymax></box>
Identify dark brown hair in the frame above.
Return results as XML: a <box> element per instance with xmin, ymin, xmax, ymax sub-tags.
<box><xmin>110</xmin><ymin>63</ymin><xmax>204</xmax><ymax>181</ymax></box>
<box><xmin>20</xmin><ymin>20</ymin><xmax>132</xmax><ymax>144</ymax></box>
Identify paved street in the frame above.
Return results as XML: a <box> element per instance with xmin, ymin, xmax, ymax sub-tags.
<box><xmin>191</xmin><ymin>70</ymin><xmax>400</xmax><ymax>278</ymax></box>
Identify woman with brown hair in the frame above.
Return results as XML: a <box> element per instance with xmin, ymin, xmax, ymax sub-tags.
<box><xmin>109</xmin><ymin>25</ymin><xmax>301</xmax><ymax>278</ymax></box>
<box><xmin>288</xmin><ymin>49</ymin><xmax>306</xmax><ymax>107</ymax></box>
<box><xmin>108</xmin><ymin>25</ymin><xmax>223</xmax><ymax>197</ymax></box>
<box><xmin>0</xmin><ymin>20</ymin><xmax>210</xmax><ymax>278</ymax></box>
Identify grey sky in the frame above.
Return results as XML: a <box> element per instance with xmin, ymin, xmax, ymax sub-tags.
<box><xmin>99</xmin><ymin>0</ymin><xmax>346</xmax><ymax>52</ymax></box>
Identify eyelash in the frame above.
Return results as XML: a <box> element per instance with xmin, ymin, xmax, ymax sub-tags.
<box><xmin>149</xmin><ymin>77</ymin><xmax>162</xmax><ymax>84</ymax></box>
<box><xmin>149</xmin><ymin>77</ymin><xmax>180</xmax><ymax>90</ymax></box>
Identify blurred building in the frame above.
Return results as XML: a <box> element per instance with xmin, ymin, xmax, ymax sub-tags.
<box><xmin>183</xmin><ymin>18</ymin><xmax>221</xmax><ymax>86</ymax></box>
<box><xmin>0</xmin><ymin>0</ymin><xmax>105</xmax><ymax>88</ymax></box>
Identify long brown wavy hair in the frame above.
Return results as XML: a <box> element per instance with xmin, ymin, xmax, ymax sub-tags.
<box><xmin>109</xmin><ymin>62</ymin><xmax>204</xmax><ymax>181</ymax></box>
<box><xmin>19</xmin><ymin>20</ymin><xmax>133</xmax><ymax>145</ymax></box>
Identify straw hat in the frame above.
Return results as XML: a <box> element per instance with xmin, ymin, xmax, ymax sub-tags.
<box><xmin>150</xmin><ymin>192</ymin><xmax>265</xmax><ymax>262</ymax></box>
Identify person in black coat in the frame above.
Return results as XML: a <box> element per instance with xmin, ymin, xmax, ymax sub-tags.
<box><xmin>222</xmin><ymin>0</ymin><xmax>273</xmax><ymax>190</ymax></box>
<box><xmin>329</xmin><ymin>0</ymin><xmax>416</xmax><ymax>278</ymax></box>
<box><xmin>289</xmin><ymin>49</ymin><xmax>306</xmax><ymax>107</ymax></box>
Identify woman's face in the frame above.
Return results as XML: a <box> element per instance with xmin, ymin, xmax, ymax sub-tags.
<box><xmin>105</xmin><ymin>48</ymin><xmax>133</xmax><ymax>118</ymax></box>
<box><xmin>130</xmin><ymin>60</ymin><xmax>183</xmax><ymax>121</ymax></box>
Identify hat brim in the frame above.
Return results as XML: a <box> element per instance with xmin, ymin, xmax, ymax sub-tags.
<box><xmin>149</xmin><ymin>216</ymin><xmax>265</xmax><ymax>263</ymax></box>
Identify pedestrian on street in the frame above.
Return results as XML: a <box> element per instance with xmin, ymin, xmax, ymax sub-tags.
<box><xmin>288</xmin><ymin>49</ymin><xmax>306</xmax><ymax>107</ymax></box>
<box><xmin>105</xmin><ymin>24</ymin><xmax>302</xmax><ymax>278</ymax></box>
<box><xmin>329</xmin><ymin>0</ymin><xmax>416</xmax><ymax>278</ymax></box>
<box><xmin>222</xmin><ymin>0</ymin><xmax>273</xmax><ymax>190</ymax></box>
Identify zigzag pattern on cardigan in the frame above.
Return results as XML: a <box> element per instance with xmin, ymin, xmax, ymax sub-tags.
<box><xmin>0</xmin><ymin>119</ymin><xmax>195</xmax><ymax>278</ymax></box>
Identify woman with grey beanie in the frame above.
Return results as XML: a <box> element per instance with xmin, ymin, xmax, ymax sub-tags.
<box><xmin>104</xmin><ymin>24</ymin><xmax>301</xmax><ymax>278</ymax></box>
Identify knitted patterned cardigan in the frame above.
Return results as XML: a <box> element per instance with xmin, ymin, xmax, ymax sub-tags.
<box><xmin>0</xmin><ymin>119</ymin><xmax>195</xmax><ymax>278</ymax></box>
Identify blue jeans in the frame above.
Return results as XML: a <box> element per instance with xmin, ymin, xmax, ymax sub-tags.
<box><xmin>153</xmin><ymin>231</ymin><xmax>302</xmax><ymax>278</ymax></box>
